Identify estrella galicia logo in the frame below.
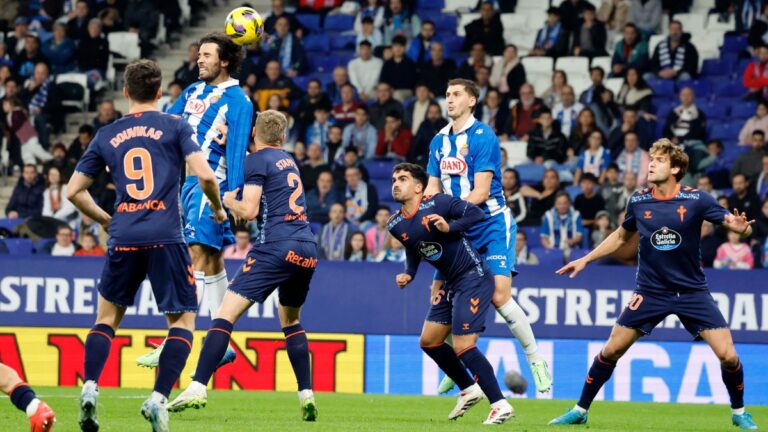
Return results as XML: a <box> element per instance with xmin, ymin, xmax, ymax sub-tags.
<box><xmin>651</xmin><ymin>227</ymin><xmax>682</xmax><ymax>251</ymax></box>
<box><xmin>419</xmin><ymin>241</ymin><xmax>443</xmax><ymax>261</ymax></box>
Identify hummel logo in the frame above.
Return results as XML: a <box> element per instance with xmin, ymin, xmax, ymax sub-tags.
<box><xmin>242</xmin><ymin>257</ymin><xmax>256</xmax><ymax>272</ymax></box>
<box><xmin>586</xmin><ymin>375</ymin><xmax>594</xmax><ymax>384</ymax></box>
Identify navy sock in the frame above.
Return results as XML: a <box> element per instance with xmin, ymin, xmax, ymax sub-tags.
<box><xmin>84</xmin><ymin>324</ymin><xmax>115</xmax><ymax>383</ymax></box>
<box><xmin>421</xmin><ymin>343</ymin><xmax>474</xmax><ymax>390</ymax></box>
<box><xmin>193</xmin><ymin>319</ymin><xmax>234</xmax><ymax>384</ymax></box>
<box><xmin>154</xmin><ymin>328</ymin><xmax>193</xmax><ymax>397</ymax></box>
<box><xmin>283</xmin><ymin>324</ymin><xmax>312</xmax><ymax>391</ymax></box>
<box><xmin>577</xmin><ymin>353</ymin><xmax>617</xmax><ymax>410</ymax></box>
<box><xmin>721</xmin><ymin>359</ymin><xmax>745</xmax><ymax>409</ymax></box>
<box><xmin>9</xmin><ymin>384</ymin><xmax>35</xmax><ymax>413</ymax></box>
<box><xmin>458</xmin><ymin>346</ymin><xmax>504</xmax><ymax>404</ymax></box>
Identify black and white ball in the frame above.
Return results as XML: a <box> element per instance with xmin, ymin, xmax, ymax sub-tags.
<box><xmin>504</xmin><ymin>370</ymin><xmax>528</xmax><ymax>394</ymax></box>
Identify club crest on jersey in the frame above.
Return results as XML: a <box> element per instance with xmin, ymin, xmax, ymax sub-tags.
<box><xmin>651</xmin><ymin>227</ymin><xmax>682</xmax><ymax>251</ymax></box>
<box><xmin>418</xmin><ymin>241</ymin><xmax>443</xmax><ymax>261</ymax></box>
<box><xmin>185</xmin><ymin>98</ymin><xmax>207</xmax><ymax>116</ymax></box>
<box><xmin>459</xmin><ymin>145</ymin><xmax>469</xmax><ymax>157</ymax></box>
<box><xmin>440</xmin><ymin>157</ymin><xmax>467</xmax><ymax>175</ymax></box>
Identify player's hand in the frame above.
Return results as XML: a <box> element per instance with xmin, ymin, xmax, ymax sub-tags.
<box><xmin>396</xmin><ymin>273</ymin><xmax>412</xmax><ymax>289</ymax></box>
<box><xmin>223</xmin><ymin>188</ymin><xmax>239</xmax><ymax>209</ymax></box>
<box><xmin>211</xmin><ymin>207</ymin><xmax>228</xmax><ymax>224</ymax></box>
<box><xmin>213</xmin><ymin>124</ymin><xmax>228</xmax><ymax>147</ymax></box>
<box><xmin>426</xmin><ymin>214</ymin><xmax>450</xmax><ymax>232</ymax></box>
<box><xmin>556</xmin><ymin>257</ymin><xmax>588</xmax><ymax>279</ymax></box>
<box><xmin>725</xmin><ymin>208</ymin><xmax>755</xmax><ymax>235</ymax></box>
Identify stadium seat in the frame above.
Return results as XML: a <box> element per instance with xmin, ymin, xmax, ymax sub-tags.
<box><xmin>55</xmin><ymin>73</ymin><xmax>89</xmax><ymax>118</ymax></box>
<box><xmin>457</xmin><ymin>13</ymin><xmax>479</xmax><ymax>37</ymax></box>
<box><xmin>107</xmin><ymin>32</ymin><xmax>141</xmax><ymax>64</ymax></box>
<box><xmin>371</xmin><ymin>179</ymin><xmax>392</xmax><ymax>201</ymax></box>
<box><xmin>444</xmin><ymin>0</ymin><xmax>476</xmax><ymax>11</ymax></box>
<box><xmin>707</xmin><ymin>13</ymin><xmax>736</xmax><ymax>32</ymax></box>
<box><xmin>500</xmin><ymin>13</ymin><xmax>528</xmax><ymax>32</ymax></box>
<box><xmin>701</xmin><ymin>59</ymin><xmax>730</xmax><ymax>77</ymax></box>
<box><xmin>516</xmin><ymin>163</ymin><xmax>545</xmax><ymax>185</ymax></box>
<box><xmin>520</xmin><ymin>226</ymin><xmax>541</xmax><ymax>248</ymax></box>
<box><xmin>590</xmin><ymin>56</ymin><xmax>611</xmax><ymax>74</ymax></box>
<box><xmin>434</xmin><ymin>15</ymin><xmax>458</xmax><ymax>33</ymax></box>
<box><xmin>721</xmin><ymin>35</ymin><xmax>748</xmax><ymax>53</ymax></box>
<box><xmin>293</xmin><ymin>76</ymin><xmax>312</xmax><ymax>91</ymax></box>
<box><xmin>555</xmin><ymin>56</ymin><xmax>590</xmax><ymax>80</ymax></box>
<box><xmin>569</xmin><ymin>248</ymin><xmax>590</xmax><ymax>260</ymax></box>
<box><xmin>330</xmin><ymin>34</ymin><xmax>356</xmax><ymax>50</ymax></box>
<box><xmin>380</xmin><ymin>201</ymin><xmax>399</xmax><ymax>212</ymax></box>
<box><xmin>442</xmin><ymin>34</ymin><xmax>465</xmax><ymax>53</ymax></box>
<box><xmin>603</xmin><ymin>77</ymin><xmax>623</xmax><ymax>95</ymax></box>
<box><xmin>713</xmin><ymin>80</ymin><xmax>746</xmax><ymax>99</ymax></box>
<box><xmin>303</xmin><ymin>34</ymin><xmax>330</xmax><ymax>53</ymax></box>
<box><xmin>731</xmin><ymin>102</ymin><xmax>757</xmax><ymax>119</ymax></box>
<box><xmin>296</xmin><ymin>14</ymin><xmax>322</xmax><ymax>32</ymax></box>
<box><xmin>309</xmin><ymin>55</ymin><xmax>340</xmax><ymax>73</ymax></box>
<box><xmin>700</xmin><ymin>100</ymin><xmax>728</xmax><ymax>119</ymax></box>
<box><xmin>521</xmin><ymin>56</ymin><xmax>554</xmax><ymax>75</ymax></box>
<box><xmin>363</xmin><ymin>159</ymin><xmax>397</xmax><ymax>180</ymax></box>
<box><xmin>324</xmin><ymin>15</ymin><xmax>355</xmax><ymax>32</ymax></box>
<box><xmin>648</xmin><ymin>34</ymin><xmax>665</xmax><ymax>55</ymax></box>
<box><xmin>722</xmin><ymin>144</ymin><xmax>749</xmax><ymax>163</ymax></box>
<box><xmin>530</xmin><ymin>247</ymin><xmax>564</xmax><ymax>267</ymax></box>
<box><xmin>34</xmin><ymin>238</ymin><xmax>54</xmax><ymax>254</ymax></box>
<box><xmin>673</xmin><ymin>13</ymin><xmax>707</xmax><ymax>33</ymax></box>
<box><xmin>646</xmin><ymin>78</ymin><xmax>675</xmax><ymax>97</ymax></box>
<box><xmin>708</xmin><ymin>122</ymin><xmax>739</xmax><ymax>141</ymax></box>
<box><xmin>1</xmin><ymin>238</ymin><xmax>34</xmax><ymax>255</ymax></box>
<box><xmin>565</xmin><ymin>185</ymin><xmax>582</xmax><ymax>201</ymax></box>
<box><xmin>417</xmin><ymin>0</ymin><xmax>444</xmax><ymax>10</ymax></box>
<box><xmin>676</xmin><ymin>79</ymin><xmax>711</xmax><ymax>98</ymax></box>
<box><xmin>501</xmin><ymin>141</ymin><xmax>528</xmax><ymax>166</ymax></box>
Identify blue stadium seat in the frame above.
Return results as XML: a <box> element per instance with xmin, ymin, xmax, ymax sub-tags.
<box><xmin>303</xmin><ymin>34</ymin><xmax>330</xmax><ymax>53</ymax></box>
<box><xmin>722</xmin><ymin>35</ymin><xmax>748</xmax><ymax>53</ymax></box>
<box><xmin>324</xmin><ymin>15</ymin><xmax>355</xmax><ymax>32</ymax></box>
<box><xmin>2</xmin><ymin>238</ymin><xmax>34</xmax><ymax>255</ymax></box>
<box><xmin>708</xmin><ymin>122</ymin><xmax>739</xmax><ymax>141</ymax></box>
<box><xmin>565</xmin><ymin>185</ymin><xmax>582</xmax><ymax>201</ymax></box>
<box><xmin>442</xmin><ymin>34</ymin><xmax>465</xmax><ymax>54</ymax></box>
<box><xmin>315</xmin><ymin>72</ymin><xmax>334</xmax><ymax>87</ymax></box>
<box><xmin>379</xmin><ymin>201</ymin><xmax>399</xmax><ymax>212</ymax></box>
<box><xmin>331</xmin><ymin>50</ymin><xmax>356</xmax><ymax>66</ymax></box>
<box><xmin>34</xmin><ymin>238</ymin><xmax>54</xmax><ymax>254</ymax></box>
<box><xmin>330</xmin><ymin>33</ymin><xmax>356</xmax><ymax>50</ymax></box>
<box><xmin>434</xmin><ymin>15</ymin><xmax>458</xmax><ymax>32</ymax></box>
<box><xmin>516</xmin><ymin>163</ymin><xmax>545</xmax><ymax>185</ymax></box>
<box><xmin>417</xmin><ymin>0</ymin><xmax>445</xmax><ymax>10</ymax></box>
<box><xmin>713</xmin><ymin>80</ymin><xmax>746</xmax><ymax>99</ymax></box>
<box><xmin>653</xmin><ymin>99</ymin><xmax>675</xmax><ymax>119</ymax></box>
<box><xmin>700</xmin><ymin>101</ymin><xmax>728</xmax><ymax>119</ymax></box>
<box><xmin>701</xmin><ymin>59</ymin><xmax>730</xmax><ymax>77</ymax></box>
<box><xmin>722</xmin><ymin>144</ymin><xmax>749</xmax><ymax>163</ymax></box>
<box><xmin>530</xmin><ymin>247</ymin><xmax>564</xmax><ymax>267</ymax></box>
<box><xmin>294</xmin><ymin>76</ymin><xmax>312</xmax><ymax>91</ymax></box>
<box><xmin>309</xmin><ymin>55</ymin><xmax>340</xmax><ymax>73</ymax></box>
<box><xmin>363</xmin><ymin>159</ymin><xmax>397</xmax><ymax>180</ymax></box>
<box><xmin>677</xmin><ymin>79</ymin><xmax>711</xmax><ymax>99</ymax></box>
<box><xmin>520</xmin><ymin>226</ymin><xmax>541</xmax><ymax>248</ymax></box>
<box><xmin>569</xmin><ymin>248</ymin><xmax>590</xmax><ymax>260</ymax></box>
<box><xmin>371</xmin><ymin>179</ymin><xmax>392</xmax><ymax>200</ymax></box>
<box><xmin>296</xmin><ymin>14</ymin><xmax>322</xmax><ymax>32</ymax></box>
<box><xmin>646</xmin><ymin>78</ymin><xmax>675</xmax><ymax>97</ymax></box>
<box><xmin>731</xmin><ymin>102</ymin><xmax>757</xmax><ymax>119</ymax></box>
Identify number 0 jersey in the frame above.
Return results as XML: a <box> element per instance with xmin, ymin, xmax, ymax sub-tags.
<box><xmin>75</xmin><ymin>111</ymin><xmax>201</xmax><ymax>247</ymax></box>
<box><xmin>244</xmin><ymin>147</ymin><xmax>315</xmax><ymax>244</ymax></box>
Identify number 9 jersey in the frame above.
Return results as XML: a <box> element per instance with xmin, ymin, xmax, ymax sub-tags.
<box><xmin>74</xmin><ymin>111</ymin><xmax>202</xmax><ymax>247</ymax></box>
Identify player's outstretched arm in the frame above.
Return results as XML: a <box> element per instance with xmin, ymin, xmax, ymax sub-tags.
<box><xmin>424</xmin><ymin>176</ymin><xmax>443</xmax><ymax>197</ymax></box>
<box><xmin>187</xmin><ymin>152</ymin><xmax>227</xmax><ymax>223</ymax></box>
<box><xmin>557</xmin><ymin>226</ymin><xmax>636</xmax><ymax>278</ymax></box>
<box><xmin>465</xmin><ymin>171</ymin><xmax>493</xmax><ymax>205</ymax></box>
<box><xmin>67</xmin><ymin>172</ymin><xmax>111</xmax><ymax>230</ymax></box>
<box><xmin>223</xmin><ymin>185</ymin><xmax>262</xmax><ymax>221</ymax></box>
<box><xmin>723</xmin><ymin>208</ymin><xmax>755</xmax><ymax>238</ymax></box>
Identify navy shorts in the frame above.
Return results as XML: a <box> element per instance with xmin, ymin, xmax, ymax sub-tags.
<box><xmin>426</xmin><ymin>267</ymin><xmax>494</xmax><ymax>335</ymax></box>
<box><xmin>228</xmin><ymin>240</ymin><xmax>317</xmax><ymax>307</ymax></box>
<box><xmin>616</xmin><ymin>289</ymin><xmax>728</xmax><ymax>340</ymax></box>
<box><xmin>98</xmin><ymin>244</ymin><xmax>198</xmax><ymax>314</ymax></box>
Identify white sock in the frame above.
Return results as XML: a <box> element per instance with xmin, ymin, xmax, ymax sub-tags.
<box><xmin>150</xmin><ymin>391</ymin><xmax>167</xmax><ymax>405</ymax></box>
<box><xmin>205</xmin><ymin>271</ymin><xmax>228</xmax><ymax>319</ymax></box>
<box><xmin>733</xmin><ymin>407</ymin><xmax>746</xmax><ymax>415</ymax></box>
<box><xmin>573</xmin><ymin>404</ymin><xmax>587</xmax><ymax>414</ymax></box>
<box><xmin>490</xmin><ymin>399</ymin><xmax>510</xmax><ymax>409</ymax></box>
<box><xmin>194</xmin><ymin>270</ymin><xmax>206</xmax><ymax>313</ymax></box>
<box><xmin>496</xmin><ymin>298</ymin><xmax>542</xmax><ymax>363</ymax></box>
<box><xmin>25</xmin><ymin>398</ymin><xmax>40</xmax><ymax>417</ymax></box>
<box><xmin>298</xmin><ymin>389</ymin><xmax>314</xmax><ymax>400</ymax></box>
<box><xmin>189</xmin><ymin>381</ymin><xmax>206</xmax><ymax>393</ymax></box>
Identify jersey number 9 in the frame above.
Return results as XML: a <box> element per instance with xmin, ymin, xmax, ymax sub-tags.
<box><xmin>123</xmin><ymin>148</ymin><xmax>155</xmax><ymax>200</ymax></box>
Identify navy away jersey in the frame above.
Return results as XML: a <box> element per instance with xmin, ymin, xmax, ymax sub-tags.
<box><xmin>244</xmin><ymin>147</ymin><xmax>315</xmax><ymax>244</ymax></box>
<box><xmin>75</xmin><ymin>111</ymin><xmax>201</xmax><ymax>246</ymax></box>
<box><xmin>387</xmin><ymin>194</ymin><xmax>487</xmax><ymax>282</ymax></box>
<box><xmin>621</xmin><ymin>185</ymin><xmax>730</xmax><ymax>292</ymax></box>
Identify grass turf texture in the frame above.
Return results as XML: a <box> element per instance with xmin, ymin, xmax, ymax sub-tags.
<box><xmin>2</xmin><ymin>387</ymin><xmax>765</xmax><ymax>431</ymax></box>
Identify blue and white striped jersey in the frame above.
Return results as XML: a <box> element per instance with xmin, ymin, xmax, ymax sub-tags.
<box><xmin>169</xmin><ymin>78</ymin><xmax>254</xmax><ymax>194</ymax></box>
<box><xmin>426</xmin><ymin>116</ymin><xmax>505</xmax><ymax>217</ymax></box>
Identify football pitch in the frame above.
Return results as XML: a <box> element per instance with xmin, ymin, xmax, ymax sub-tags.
<box><xmin>3</xmin><ymin>387</ymin><xmax>766</xmax><ymax>431</ymax></box>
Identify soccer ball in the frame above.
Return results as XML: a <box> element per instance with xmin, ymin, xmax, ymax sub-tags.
<box><xmin>224</xmin><ymin>7</ymin><xmax>264</xmax><ymax>46</ymax></box>
<box><xmin>504</xmin><ymin>371</ymin><xmax>528</xmax><ymax>394</ymax></box>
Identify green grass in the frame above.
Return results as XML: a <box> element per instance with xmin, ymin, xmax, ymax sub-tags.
<box><xmin>4</xmin><ymin>387</ymin><xmax>766</xmax><ymax>431</ymax></box>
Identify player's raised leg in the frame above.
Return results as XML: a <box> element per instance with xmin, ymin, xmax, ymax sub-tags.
<box><xmin>279</xmin><ymin>304</ymin><xmax>317</xmax><ymax>421</ymax></box>
<box><xmin>699</xmin><ymin>329</ymin><xmax>758</xmax><ymax>430</ymax></box>
<box><xmin>0</xmin><ymin>363</ymin><xmax>55</xmax><ymax>432</ymax></box>
<box><xmin>549</xmin><ymin>325</ymin><xmax>641</xmax><ymax>425</ymax></box>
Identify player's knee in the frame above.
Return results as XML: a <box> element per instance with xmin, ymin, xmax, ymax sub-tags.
<box><xmin>601</xmin><ymin>345</ymin><xmax>627</xmax><ymax>362</ymax></box>
<box><xmin>492</xmin><ymin>289</ymin><xmax>510</xmax><ymax>307</ymax></box>
<box><xmin>419</xmin><ymin>334</ymin><xmax>443</xmax><ymax>348</ymax></box>
<box><xmin>717</xmin><ymin>347</ymin><xmax>739</xmax><ymax>367</ymax></box>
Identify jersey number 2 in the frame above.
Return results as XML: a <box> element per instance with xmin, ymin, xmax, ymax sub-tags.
<box><xmin>287</xmin><ymin>173</ymin><xmax>304</xmax><ymax>214</ymax></box>
<box><xmin>123</xmin><ymin>148</ymin><xmax>154</xmax><ymax>200</ymax></box>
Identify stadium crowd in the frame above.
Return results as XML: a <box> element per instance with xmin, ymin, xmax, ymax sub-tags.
<box><xmin>3</xmin><ymin>0</ymin><xmax>768</xmax><ymax>271</ymax></box>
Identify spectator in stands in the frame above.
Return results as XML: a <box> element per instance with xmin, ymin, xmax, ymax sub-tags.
<box><xmin>344</xmin><ymin>232</ymin><xmax>369</xmax><ymax>261</ymax></box>
<box><xmin>700</xmin><ymin>220</ymin><xmax>724</xmax><ymax>268</ymax></box>
<box><xmin>628</xmin><ymin>0</ymin><xmax>661</xmax><ymax>35</ymax></box>
<box><xmin>491</xmin><ymin>44</ymin><xmax>526</xmax><ymax>100</ymax></box>
<box><xmin>753</xmin><ymin>197</ymin><xmax>768</xmax><ymax>242</ymax></box>
<box><xmin>569</xmin><ymin>108</ymin><xmax>598</xmax><ymax>152</ymax></box>
<box><xmin>300</xmin><ymin>143</ymin><xmax>331</xmax><ymax>191</ymax></box>
<box><xmin>21</xmin><ymin>63</ymin><xmax>53</xmax><ymax>148</ymax></box>
<box><xmin>407</xmin><ymin>20</ymin><xmax>441</xmax><ymax>65</ymax></box>
<box><xmin>714</xmin><ymin>230</ymin><xmax>754</xmax><ymax>269</ymax></box>
<box><xmin>663</xmin><ymin>86</ymin><xmax>707</xmax><ymax>145</ymax></box>
<box><xmin>325</xmin><ymin>125</ymin><xmax>345</xmax><ymax>167</ymax></box>
<box><xmin>306</xmin><ymin>170</ymin><xmax>341</xmax><ymax>224</ymax></box>
<box><xmin>479</xmin><ymin>88</ymin><xmax>508</xmax><ymax>135</ymax></box>
<box><xmin>376</xmin><ymin>110</ymin><xmax>411</xmax><ymax>159</ymax></box>
<box><xmin>729</xmin><ymin>173</ymin><xmax>761</xmax><ymax>221</ymax></box>
<box><xmin>13</xmin><ymin>35</ymin><xmax>44</xmax><ymax>80</ymax></box>
<box><xmin>748</xmin><ymin>3</ymin><xmax>768</xmax><ymax>48</ymax></box>
<box><xmin>44</xmin><ymin>225</ymin><xmax>79</xmax><ymax>257</ymax></box>
<box><xmin>264</xmin><ymin>0</ymin><xmax>307</xmax><ymax>37</ymax></box>
<box><xmin>616</xmin><ymin>67</ymin><xmax>653</xmax><ymax>112</ymax></box>
<box><xmin>42</xmin><ymin>166</ymin><xmax>77</xmax><ymax>224</ymax></box>
<box><xmin>92</xmin><ymin>100</ymin><xmax>121</xmax><ymax>132</ymax></box>
<box><xmin>260</xmin><ymin>16</ymin><xmax>308</xmax><ymax>77</ymax></box>
<box><xmin>697</xmin><ymin>174</ymin><xmax>721</xmax><ymax>199</ymax></box>
<box><xmin>291</xmin><ymin>141</ymin><xmax>307</xmax><ymax>165</ymax></box>
<box><xmin>503</xmin><ymin>168</ymin><xmax>527</xmax><ymax>223</ymax></box>
<box><xmin>376</xmin><ymin>234</ymin><xmax>406</xmax><ymax>262</ymax></box>
<box><xmin>343</xmin><ymin>106</ymin><xmax>378</xmax><ymax>159</ymax></box>
<box><xmin>647</xmin><ymin>20</ymin><xmax>699</xmax><ymax>84</ymax></box>
<box><xmin>527</xmin><ymin>108</ymin><xmax>569</xmax><ymax>164</ymax></box>
<box><xmin>580</xmin><ymin>66</ymin><xmax>605</xmax><ymax>106</ymax></box>
<box><xmin>739</xmin><ymin>102</ymin><xmax>768</xmax><ymax>146</ymax></box>
<box><xmin>380</xmin><ymin>35</ymin><xmax>418</xmax><ymax>101</ymax></box>
<box><xmin>591</xmin><ymin>210</ymin><xmax>612</xmax><ymax>247</ymax></box>
<box><xmin>160</xmin><ymin>81</ymin><xmax>182</xmax><ymax>113</ymax></box>
<box><xmin>542</xmin><ymin>70</ymin><xmax>568</xmax><ymax>109</ymax></box>
<box><xmin>501</xmin><ymin>83</ymin><xmax>544</xmax><ymax>140</ymax></box>
<box><xmin>600</xmin><ymin>161</ymin><xmax>622</xmax><ymax>194</ymax></box>
<box><xmin>693</xmin><ymin>139</ymin><xmax>729</xmax><ymax>181</ymax></box>
<box><xmin>572</xmin><ymin>4</ymin><xmax>608</xmax><ymax>59</ymax></box>
<box><xmin>305</xmin><ymin>105</ymin><xmax>334</xmax><ymax>152</ymax></box>
<box><xmin>616</xmin><ymin>132</ymin><xmax>649</xmax><ymax>184</ymax></box>
<box><xmin>735</xmin><ymin>0</ymin><xmax>762</xmax><ymax>33</ymax></box>
<box><xmin>333</xmin><ymin>83</ymin><xmax>361</xmax><ymax>129</ymax></box>
<box><xmin>67</xmin><ymin>0</ymin><xmax>92</xmax><ymax>41</ymax></box>
<box><xmin>732</xmin><ymin>130</ymin><xmax>766</xmax><ymax>180</ymax></box>
<box><xmin>44</xmin><ymin>143</ymin><xmax>70</xmax><ymax>181</ymax></box>
<box><xmin>405</xmin><ymin>83</ymin><xmax>432</xmax><ymax>134</ymax></box>
<box><xmin>559</xmin><ymin>0</ymin><xmax>592</xmax><ymax>33</ymax></box>
<box><xmin>3</xmin><ymin>97</ymin><xmax>51</xmax><ymax>165</ymax></box>
<box><xmin>43</xmin><ymin>22</ymin><xmax>76</xmax><ymax>74</ymax></box>
<box><xmin>0</xmin><ymin>65</ymin><xmax>12</xmax><ymax>98</ymax></box>
<box><xmin>409</xmin><ymin>102</ymin><xmax>447</xmax><ymax>167</ymax></box>
<box><xmin>124</xmin><ymin>0</ymin><xmax>160</xmax><ymax>58</ymax></box>
<box><xmin>76</xmin><ymin>18</ymin><xmax>110</xmax><ymax>88</ymax></box>
<box><xmin>97</xmin><ymin>7</ymin><xmax>124</xmax><ymax>34</ymax></box>
<box><xmin>383</xmin><ymin>0</ymin><xmax>421</xmax><ymax>45</ymax></box>
<box><xmin>574</xmin><ymin>130</ymin><xmax>611</xmax><ymax>184</ymax></box>
<box><xmin>5</xmin><ymin>164</ymin><xmax>44</xmax><ymax>218</ymax></box>
<box><xmin>319</xmin><ymin>202</ymin><xmax>355</xmax><ymax>260</ymax></box>
<box><xmin>611</xmin><ymin>23</ymin><xmax>648</xmax><ymax>77</ymax></box>
<box><xmin>574</xmin><ymin>173</ymin><xmax>605</xmax><ymax>228</ymax></box>
<box><xmin>606</xmin><ymin>169</ymin><xmax>637</xmax><ymax>224</ymax></box>
<box><xmin>349</xmin><ymin>41</ymin><xmax>383</xmax><ymax>103</ymax></box>
<box><xmin>474</xmin><ymin>66</ymin><xmax>492</xmax><ymax>102</ymax></box>
<box><xmin>74</xmin><ymin>232</ymin><xmax>105</xmax><ymax>257</ymax></box>
<box><xmin>357</xmin><ymin>16</ymin><xmax>383</xmax><ymax>51</ymax></box>
<box><xmin>297</xmin><ymin>80</ymin><xmax>331</xmax><ymax>136</ymax></box>
<box><xmin>255</xmin><ymin>60</ymin><xmax>301</xmax><ymax>111</ymax></box>
<box><xmin>365</xmin><ymin>206</ymin><xmax>391</xmax><ymax>259</ymax></box>
<box><xmin>516</xmin><ymin>230</ymin><xmax>540</xmax><ymax>265</ymax></box>
<box><xmin>418</xmin><ymin>42</ymin><xmax>456</xmax><ymax>98</ymax></box>
<box><xmin>222</xmin><ymin>228</ymin><xmax>252</xmax><ymax>260</ymax></box>
<box><xmin>540</xmin><ymin>191</ymin><xmax>585</xmax><ymax>250</ymax></box>
<box><xmin>355</xmin><ymin>0</ymin><xmax>385</xmax><ymax>34</ymax></box>
<box><xmin>553</xmin><ymin>84</ymin><xmax>584</xmax><ymax>138</ymax></box>
<box><xmin>607</xmin><ymin>107</ymin><xmax>652</xmax><ymax>156</ymax></box>
<box><xmin>174</xmin><ymin>42</ymin><xmax>200</xmax><ymax>89</ymax></box>
<box><xmin>327</xmin><ymin>66</ymin><xmax>354</xmax><ymax>107</ymax></box>
<box><xmin>369</xmin><ymin>82</ymin><xmax>404</xmax><ymax>130</ymax></box>
<box><xmin>754</xmin><ymin>154</ymin><xmax>768</xmax><ymax>199</ymax></box>
<box><xmin>743</xmin><ymin>43</ymin><xmax>768</xmax><ymax>102</ymax></box>
<box><xmin>531</xmin><ymin>7</ymin><xmax>570</xmax><ymax>59</ymax></box>
<box><xmin>5</xmin><ymin>17</ymin><xmax>27</xmax><ymax>56</ymax></box>
<box><xmin>333</xmin><ymin>147</ymin><xmax>368</xmax><ymax>187</ymax></box>
<box><xmin>66</xmin><ymin>124</ymin><xmax>94</xmax><ymax>169</ymax></box>
<box><xmin>462</xmin><ymin>1</ymin><xmax>505</xmax><ymax>55</ymax></box>
<box><xmin>591</xmin><ymin>86</ymin><xmax>621</xmax><ymax>133</ymax></box>
<box><xmin>521</xmin><ymin>168</ymin><xmax>562</xmax><ymax>225</ymax></box>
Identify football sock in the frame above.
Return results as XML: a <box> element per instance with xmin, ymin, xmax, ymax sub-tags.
<box><xmin>497</xmin><ymin>298</ymin><xmax>542</xmax><ymax>363</ymax></box>
<box><xmin>84</xmin><ymin>323</ymin><xmax>115</xmax><ymax>382</ymax></box>
<box><xmin>577</xmin><ymin>353</ymin><xmax>617</xmax><ymax>411</ymax></box>
<box><xmin>8</xmin><ymin>383</ymin><xmax>36</xmax><ymax>414</ymax></box>
<box><xmin>458</xmin><ymin>346</ymin><xmax>504</xmax><ymax>404</ymax></box>
<box><xmin>205</xmin><ymin>271</ymin><xmax>228</xmax><ymax>319</ymax></box>
<box><xmin>421</xmin><ymin>343</ymin><xmax>474</xmax><ymax>390</ymax></box>
<box><xmin>194</xmin><ymin>271</ymin><xmax>206</xmax><ymax>315</ymax></box>
<box><xmin>721</xmin><ymin>359</ymin><xmax>745</xmax><ymax>410</ymax></box>
<box><xmin>154</xmin><ymin>328</ymin><xmax>193</xmax><ymax>397</ymax></box>
<box><xmin>283</xmin><ymin>324</ymin><xmax>312</xmax><ymax>391</ymax></box>
<box><xmin>193</xmin><ymin>319</ymin><xmax>234</xmax><ymax>385</ymax></box>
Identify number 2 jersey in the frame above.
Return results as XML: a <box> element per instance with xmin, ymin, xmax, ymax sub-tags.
<box><xmin>75</xmin><ymin>111</ymin><xmax>201</xmax><ymax>247</ymax></box>
<box><xmin>621</xmin><ymin>185</ymin><xmax>730</xmax><ymax>292</ymax></box>
<box><xmin>244</xmin><ymin>147</ymin><xmax>315</xmax><ymax>244</ymax></box>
